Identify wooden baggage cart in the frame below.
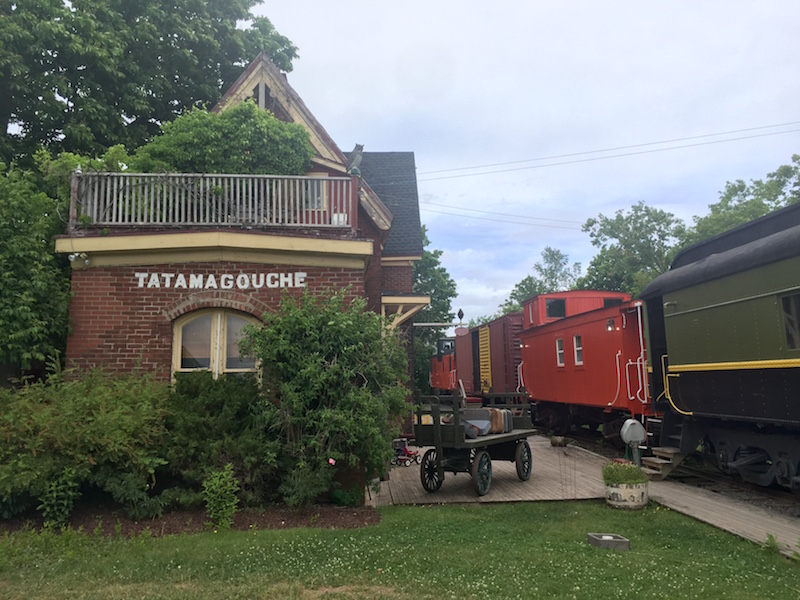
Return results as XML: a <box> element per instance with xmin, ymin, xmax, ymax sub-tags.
<box><xmin>411</xmin><ymin>394</ymin><xmax>536</xmax><ymax>496</ymax></box>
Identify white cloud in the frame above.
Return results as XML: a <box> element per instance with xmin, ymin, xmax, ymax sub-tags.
<box><xmin>255</xmin><ymin>1</ymin><xmax>800</xmax><ymax>317</ymax></box>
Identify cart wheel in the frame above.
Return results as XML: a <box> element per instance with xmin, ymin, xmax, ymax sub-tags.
<box><xmin>471</xmin><ymin>450</ymin><xmax>492</xmax><ymax>496</ymax></box>
<box><xmin>415</xmin><ymin>454</ymin><xmax>422</xmax><ymax>464</ymax></box>
<box><xmin>515</xmin><ymin>440</ymin><xmax>532</xmax><ymax>481</ymax></box>
<box><xmin>420</xmin><ymin>449</ymin><xmax>443</xmax><ymax>492</ymax></box>
<box><xmin>403</xmin><ymin>458</ymin><xmax>412</xmax><ymax>467</ymax></box>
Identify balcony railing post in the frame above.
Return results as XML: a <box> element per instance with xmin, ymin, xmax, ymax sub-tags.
<box><xmin>68</xmin><ymin>170</ymin><xmax>81</xmax><ymax>232</ymax></box>
<box><xmin>350</xmin><ymin>175</ymin><xmax>359</xmax><ymax>231</ymax></box>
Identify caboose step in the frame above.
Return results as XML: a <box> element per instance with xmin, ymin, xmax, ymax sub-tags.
<box><xmin>642</xmin><ymin>446</ymin><xmax>686</xmax><ymax>481</ymax></box>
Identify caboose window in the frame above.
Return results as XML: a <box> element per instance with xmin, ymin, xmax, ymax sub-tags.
<box><xmin>546</xmin><ymin>298</ymin><xmax>566</xmax><ymax>319</ymax></box>
<box><xmin>556</xmin><ymin>338</ymin><xmax>565</xmax><ymax>366</ymax></box>
<box><xmin>574</xmin><ymin>335</ymin><xmax>583</xmax><ymax>365</ymax></box>
<box><xmin>783</xmin><ymin>293</ymin><xmax>800</xmax><ymax>350</ymax></box>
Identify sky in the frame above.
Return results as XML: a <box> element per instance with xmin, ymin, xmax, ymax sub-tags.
<box><xmin>254</xmin><ymin>1</ymin><xmax>800</xmax><ymax>323</ymax></box>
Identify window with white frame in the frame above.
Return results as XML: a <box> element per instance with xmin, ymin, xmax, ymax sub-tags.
<box><xmin>556</xmin><ymin>338</ymin><xmax>565</xmax><ymax>366</ymax></box>
<box><xmin>173</xmin><ymin>310</ymin><xmax>259</xmax><ymax>377</ymax></box>
<box><xmin>573</xmin><ymin>334</ymin><xmax>583</xmax><ymax>365</ymax></box>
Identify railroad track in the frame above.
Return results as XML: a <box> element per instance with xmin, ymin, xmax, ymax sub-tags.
<box><xmin>557</xmin><ymin>428</ymin><xmax>800</xmax><ymax>519</ymax></box>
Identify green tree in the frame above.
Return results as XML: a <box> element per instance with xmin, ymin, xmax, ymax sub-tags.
<box><xmin>412</xmin><ymin>226</ymin><xmax>457</xmax><ymax>393</ymax></box>
<box><xmin>579</xmin><ymin>201</ymin><xmax>685</xmax><ymax>297</ymax></box>
<box><xmin>684</xmin><ymin>154</ymin><xmax>800</xmax><ymax>245</ymax></box>
<box><xmin>0</xmin><ymin>164</ymin><xmax>71</xmax><ymax>367</ymax></box>
<box><xmin>500</xmin><ymin>246</ymin><xmax>581</xmax><ymax>313</ymax></box>
<box><xmin>1</xmin><ymin>1</ymin><xmax>298</xmax><ymax>163</ymax></box>
<box><xmin>240</xmin><ymin>290</ymin><xmax>410</xmax><ymax>507</ymax></box>
<box><xmin>130</xmin><ymin>101</ymin><xmax>312</xmax><ymax>175</ymax></box>
<box><xmin>574</xmin><ymin>246</ymin><xmax>633</xmax><ymax>293</ymax></box>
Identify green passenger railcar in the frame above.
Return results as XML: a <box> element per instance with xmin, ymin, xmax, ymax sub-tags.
<box><xmin>641</xmin><ymin>203</ymin><xmax>800</xmax><ymax>489</ymax></box>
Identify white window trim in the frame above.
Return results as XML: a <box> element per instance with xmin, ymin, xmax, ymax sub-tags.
<box><xmin>172</xmin><ymin>309</ymin><xmax>260</xmax><ymax>379</ymax></box>
<box><xmin>573</xmin><ymin>334</ymin><xmax>584</xmax><ymax>366</ymax></box>
<box><xmin>556</xmin><ymin>338</ymin><xmax>565</xmax><ymax>367</ymax></box>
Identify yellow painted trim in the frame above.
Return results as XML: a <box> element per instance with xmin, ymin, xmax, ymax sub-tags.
<box><xmin>56</xmin><ymin>232</ymin><xmax>373</xmax><ymax>269</ymax></box>
<box><xmin>382</xmin><ymin>256</ymin><xmax>422</xmax><ymax>267</ymax></box>
<box><xmin>669</xmin><ymin>358</ymin><xmax>800</xmax><ymax>372</ymax></box>
<box><xmin>381</xmin><ymin>295</ymin><xmax>430</xmax><ymax>305</ymax></box>
<box><xmin>380</xmin><ymin>295</ymin><xmax>430</xmax><ymax>329</ymax></box>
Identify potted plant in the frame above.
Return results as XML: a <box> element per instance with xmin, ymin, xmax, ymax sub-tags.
<box><xmin>602</xmin><ymin>460</ymin><xmax>649</xmax><ymax>509</ymax></box>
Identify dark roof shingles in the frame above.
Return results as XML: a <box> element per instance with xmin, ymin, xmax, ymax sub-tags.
<box><xmin>353</xmin><ymin>152</ymin><xmax>423</xmax><ymax>257</ymax></box>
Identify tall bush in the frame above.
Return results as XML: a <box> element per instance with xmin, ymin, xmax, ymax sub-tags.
<box><xmin>162</xmin><ymin>372</ymin><xmax>279</xmax><ymax>506</ymax></box>
<box><xmin>241</xmin><ymin>289</ymin><xmax>410</xmax><ymax>507</ymax></box>
<box><xmin>0</xmin><ymin>368</ymin><xmax>169</xmax><ymax>521</ymax></box>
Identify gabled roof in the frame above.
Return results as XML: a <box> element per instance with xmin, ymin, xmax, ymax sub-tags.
<box><xmin>213</xmin><ymin>52</ymin><xmax>346</xmax><ymax>173</ymax></box>
<box><xmin>213</xmin><ymin>53</ymin><xmax>394</xmax><ymax>232</ymax></box>
<box><xmin>356</xmin><ymin>152</ymin><xmax>423</xmax><ymax>257</ymax></box>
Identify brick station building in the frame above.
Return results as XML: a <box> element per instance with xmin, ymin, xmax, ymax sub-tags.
<box><xmin>55</xmin><ymin>53</ymin><xmax>428</xmax><ymax>381</ymax></box>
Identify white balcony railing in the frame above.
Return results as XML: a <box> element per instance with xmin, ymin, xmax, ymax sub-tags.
<box><xmin>68</xmin><ymin>172</ymin><xmax>357</xmax><ymax>230</ymax></box>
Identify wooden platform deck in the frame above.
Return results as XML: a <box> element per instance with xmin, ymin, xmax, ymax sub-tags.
<box><xmin>368</xmin><ymin>434</ymin><xmax>800</xmax><ymax>557</ymax></box>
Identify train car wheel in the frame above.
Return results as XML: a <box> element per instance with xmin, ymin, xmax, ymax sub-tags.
<box><xmin>420</xmin><ymin>449</ymin><xmax>443</xmax><ymax>492</ymax></box>
<box><xmin>471</xmin><ymin>450</ymin><xmax>492</xmax><ymax>496</ymax></box>
<box><xmin>515</xmin><ymin>440</ymin><xmax>532</xmax><ymax>481</ymax></box>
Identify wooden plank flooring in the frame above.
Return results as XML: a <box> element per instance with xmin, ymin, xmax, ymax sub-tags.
<box><xmin>368</xmin><ymin>434</ymin><xmax>800</xmax><ymax>557</ymax></box>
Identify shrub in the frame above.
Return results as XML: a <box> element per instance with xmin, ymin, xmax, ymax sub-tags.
<box><xmin>0</xmin><ymin>368</ymin><xmax>169</xmax><ymax>522</ymax></box>
<box><xmin>202</xmin><ymin>463</ymin><xmax>240</xmax><ymax>530</ymax></box>
<box><xmin>602</xmin><ymin>461</ymin><xmax>649</xmax><ymax>485</ymax></box>
<box><xmin>37</xmin><ymin>468</ymin><xmax>80</xmax><ymax>530</ymax></box>
<box><xmin>161</xmin><ymin>372</ymin><xmax>279</xmax><ymax>505</ymax></box>
<box><xmin>240</xmin><ymin>289</ymin><xmax>410</xmax><ymax>507</ymax></box>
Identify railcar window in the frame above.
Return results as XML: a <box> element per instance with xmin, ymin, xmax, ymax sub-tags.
<box><xmin>783</xmin><ymin>293</ymin><xmax>800</xmax><ymax>350</ymax></box>
<box><xmin>546</xmin><ymin>298</ymin><xmax>566</xmax><ymax>318</ymax></box>
<box><xmin>556</xmin><ymin>338</ymin><xmax>565</xmax><ymax>366</ymax></box>
<box><xmin>603</xmin><ymin>298</ymin><xmax>623</xmax><ymax>308</ymax></box>
<box><xmin>574</xmin><ymin>335</ymin><xmax>583</xmax><ymax>365</ymax></box>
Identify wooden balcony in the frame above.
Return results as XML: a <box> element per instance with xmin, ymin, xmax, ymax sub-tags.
<box><xmin>68</xmin><ymin>172</ymin><xmax>358</xmax><ymax>232</ymax></box>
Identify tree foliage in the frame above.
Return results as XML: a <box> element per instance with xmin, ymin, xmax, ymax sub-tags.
<box><xmin>1</xmin><ymin>1</ymin><xmax>298</xmax><ymax>163</ymax></box>
<box><xmin>579</xmin><ymin>201</ymin><xmax>686</xmax><ymax>297</ymax></box>
<box><xmin>0</xmin><ymin>164</ymin><xmax>71</xmax><ymax>367</ymax></box>
<box><xmin>684</xmin><ymin>154</ymin><xmax>800</xmax><ymax>245</ymax></box>
<box><xmin>240</xmin><ymin>290</ymin><xmax>410</xmax><ymax>507</ymax></box>
<box><xmin>499</xmin><ymin>247</ymin><xmax>581</xmax><ymax>314</ymax></box>
<box><xmin>130</xmin><ymin>101</ymin><xmax>313</xmax><ymax>175</ymax></box>
<box><xmin>412</xmin><ymin>226</ymin><xmax>457</xmax><ymax>393</ymax></box>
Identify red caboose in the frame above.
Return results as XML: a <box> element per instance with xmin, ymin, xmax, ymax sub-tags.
<box><xmin>519</xmin><ymin>292</ymin><xmax>655</xmax><ymax>436</ymax></box>
<box><xmin>429</xmin><ymin>337</ymin><xmax>457</xmax><ymax>394</ymax></box>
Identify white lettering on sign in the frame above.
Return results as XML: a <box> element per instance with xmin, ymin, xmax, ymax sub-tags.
<box><xmin>134</xmin><ymin>271</ymin><xmax>308</xmax><ymax>290</ymax></box>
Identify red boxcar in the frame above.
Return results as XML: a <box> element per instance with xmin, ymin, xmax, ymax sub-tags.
<box><xmin>432</xmin><ymin>314</ymin><xmax>524</xmax><ymax>402</ymax></box>
<box><xmin>519</xmin><ymin>294</ymin><xmax>655</xmax><ymax>435</ymax></box>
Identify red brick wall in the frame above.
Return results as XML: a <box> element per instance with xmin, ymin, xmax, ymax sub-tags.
<box><xmin>65</xmin><ymin>262</ymin><xmax>364</xmax><ymax>380</ymax></box>
<box><xmin>380</xmin><ymin>264</ymin><xmax>414</xmax><ymax>293</ymax></box>
<box><xmin>358</xmin><ymin>215</ymin><xmax>385</xmax><ymax>313</ymax></box>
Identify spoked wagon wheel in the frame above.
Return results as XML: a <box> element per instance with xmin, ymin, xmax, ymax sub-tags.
<box><xmin>515</xmin><ymin>440</ymin><xmax>532</xmax><ymax>481</ymax></box>
<box><xmin>471</xmin><ymin>450</ymin><xmax>492</xmax><ymax>496</ymax></box>
<box><xmin>420</xmin><ymin>448</ymin><xmax>443</xmax><ymax>492</ymax></box>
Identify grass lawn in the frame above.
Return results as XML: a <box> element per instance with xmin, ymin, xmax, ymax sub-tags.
<box><xmin>1</xmin><ymin>500</ymin><xmax>798</xmax><ymax>599</ymax></box>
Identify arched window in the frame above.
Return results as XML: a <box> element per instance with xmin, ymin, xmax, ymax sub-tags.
<box><xmin>172</xmin><ymin>310</ymin><xmax>260</xmax><ymax>377</ymax></box>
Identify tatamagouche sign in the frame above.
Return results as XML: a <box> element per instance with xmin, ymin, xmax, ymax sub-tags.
<box><xmin>134</xmin><ymin>271</ymin><xmax>308</xmax><ymax>290</ymax></box>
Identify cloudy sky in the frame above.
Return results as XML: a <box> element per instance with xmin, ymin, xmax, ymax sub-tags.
<box><xmin>255</xmin><ymin>1</ymin><xmax>800</xmax><ymax>322</ymax></box>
